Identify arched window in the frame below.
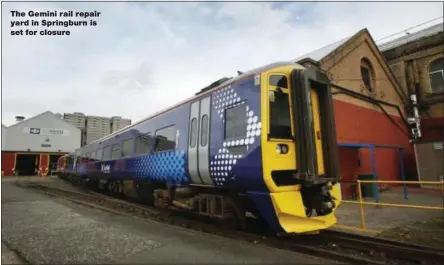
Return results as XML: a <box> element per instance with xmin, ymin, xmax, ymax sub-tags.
<box><xmin>360</xmin><ymin>58</ymin><xmax>375</xmax><ymax>92</ymax></box>
<box><xmin>428</xmin><ymin>58</ymin><xmax>444</xmax><ymax>93</ymax></box>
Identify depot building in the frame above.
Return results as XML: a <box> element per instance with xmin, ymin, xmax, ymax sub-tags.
<box><xmin>1</xmin><ymin>111</ymin><xmax>81</xmax><ymax>176</ymax></box>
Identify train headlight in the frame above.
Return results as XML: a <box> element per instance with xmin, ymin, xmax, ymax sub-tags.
<box><xmin>276</xmin><ymin>144</ymin><xmax>289</xmax><ymax>154</ymax></box>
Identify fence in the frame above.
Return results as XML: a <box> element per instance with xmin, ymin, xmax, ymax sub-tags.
<box><xmin>334</xmin><ymin>180</ymin><xmax>444</xmax><ymax>233</ymax></box>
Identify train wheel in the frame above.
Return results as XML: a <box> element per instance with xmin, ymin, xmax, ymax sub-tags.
<box><xmin>224</xmin><ymin>196</ymin><xmax>247</xmax><ymax>230</ymax></box>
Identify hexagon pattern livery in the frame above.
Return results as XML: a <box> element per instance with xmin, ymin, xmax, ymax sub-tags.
<box><xmin>127</xmin><ymin>150</ymin><xmax>187</xmax><ymax>182</ymax></box>
<box><xmin>211</xmin><ymin>85</ymin><xmax>261</xmax><ymax>187</ymax></box>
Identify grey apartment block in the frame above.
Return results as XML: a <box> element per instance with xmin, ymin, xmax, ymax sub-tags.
<box><xmin>111</xmin><ymin>116</ymin><xmax>132</xmax><ymax>133</ymax></box>
<box><xmin>85</xmin><ymin>116</ymin><xmax>111</xmax><ymax>145</ymax></box>
<box><xmin>62</xmin><ymin>113</ymin><xmax>131</xmax><ymax>146</ymax></box>
<box><xmin>63</xmin><ymin>112</ymin><xmax>86</xmax><ymax>129</ymax></box>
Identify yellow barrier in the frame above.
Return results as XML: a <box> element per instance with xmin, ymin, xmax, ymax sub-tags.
<box><xmin>336</xmin><ymin>180</ymin><xmax>444</xmax><ymax>233</ymax></box>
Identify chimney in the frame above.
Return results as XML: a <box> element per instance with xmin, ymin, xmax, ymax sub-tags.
<box><xmin>15</xmin><ymin>116</ymin><xmax>25</xmax><ymax>123</ymax></box>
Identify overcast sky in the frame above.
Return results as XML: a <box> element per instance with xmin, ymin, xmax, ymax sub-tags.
<box><xmin>1</xmin><ymin>1</ymin><xmax>443</xmax><ymax>126</ymax></box>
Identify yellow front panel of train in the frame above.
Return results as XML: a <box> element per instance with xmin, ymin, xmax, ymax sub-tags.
<box><xmin>259</xmin><ymin>65</ymin><xmax>339</xmax><ymax>234</ymax></box>
<box><xmin>260</xmin><ymin>68</ymin><xmax>298</xmax><ymax>193</ymax></box>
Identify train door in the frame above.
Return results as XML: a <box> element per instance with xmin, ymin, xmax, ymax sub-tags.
<box><xmin>188</xmin><ymin>96</ymin><xmax>213</xmax><ymax>185</ymax></box>
<box><xmin>261</xmin><ymin>72</ymin><xmax>298</xmax><ymax>192</ymax></box>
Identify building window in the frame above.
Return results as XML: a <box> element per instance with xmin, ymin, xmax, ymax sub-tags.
<box><xmin>225</xmin><ymin>103</ymin><xmax>247</xmax><ymax>140</ymax></box>
<box><xmin>135</xmin><ymin>133</ymin><xmax>151</xmax><ymax>155</ymax></box>
<box><xmin>155</xmin><ymin>125</ymin><xmax>176</xmax><ymax>152</ymax></box>
<box><xmin>360</xmin><ymin>58</ymin><xmax>375</xmax><ymax>92</ymax></box>
<box><xmin>428</xmin><ymin>58</ymin><xmax>444</xmax><ymax>94</ymax></box>
<box><xmin>122</xmin><ymin>138</ymin><xmax>134</xmax><ymax>157</ymax></box>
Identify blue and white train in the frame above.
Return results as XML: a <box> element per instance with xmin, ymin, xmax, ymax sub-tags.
<box><xmin>58</xmin><ymin>61</ymin><xmax>342</xmax><ymax>234</ymax></box>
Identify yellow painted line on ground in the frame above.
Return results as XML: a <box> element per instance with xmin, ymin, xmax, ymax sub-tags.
<box><xmin>333</xmin><ymin>224</ymin><xmax>381</xmax><ymax>234</ymax></box>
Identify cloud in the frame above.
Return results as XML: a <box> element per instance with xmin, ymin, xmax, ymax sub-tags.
<box><xmin>1</xmin><ymin>1</ymin><xmax>443</xmax><ymax>126</ymax></box>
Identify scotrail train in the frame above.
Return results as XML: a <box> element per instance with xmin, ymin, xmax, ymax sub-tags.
<box><xmin>57</xmin><ymin>61</ymin><xmax>342</xmax><ymax>235</ymax></box>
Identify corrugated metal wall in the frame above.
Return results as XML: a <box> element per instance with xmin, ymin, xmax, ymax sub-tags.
<box><xmin>2</xmin><ymin>112</ymin><xmax>81</xmax><ymax>153</ymax></box>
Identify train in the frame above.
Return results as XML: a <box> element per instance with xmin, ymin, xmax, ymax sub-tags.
<box><xmin>57</xmin><ymin>61</ymin><xmax>342</xmax><ymax>235</ymax></box>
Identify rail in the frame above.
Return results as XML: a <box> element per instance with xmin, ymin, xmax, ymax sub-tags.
<box><xmin>337</xmin><ymin>180</ymin><xmax>444</xmax><ymax>232</ymax></box>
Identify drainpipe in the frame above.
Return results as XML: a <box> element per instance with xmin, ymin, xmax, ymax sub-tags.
<box><xmin>407</xmin><ymin>94</ymin><xmax>422</xmax><ymax>141</ymax></box>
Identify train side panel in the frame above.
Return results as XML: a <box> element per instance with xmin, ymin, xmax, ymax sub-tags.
<box><xmin>85</xmin><ymin>103</ymin><xmax>191</xmax><ymax>185</ymax></box>
<box><xmin>208</xmin><ymin>75</ymin><xmax>266</xmax><ymax>192</ymax></box>
<box><xmin>76</xmin><ymin>75</ymin><xmax>266</xmax><ymax>193</ymax></box>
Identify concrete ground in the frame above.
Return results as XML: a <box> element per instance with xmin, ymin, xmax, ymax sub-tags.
<box><xmin>2</xmin><ymin>242</ymin><xmax>27</xmax><ymax>264</ymax></box>
<box><xmin>8</xmin><ymin>176</ymin><xmax>442</xmax><ymax>236</ymax></box>
<box><xmin>1</xmin><ymin>178</ymin><xmax>337</xmax><ymax>265</ymax></box>
<box><xmin>335</xmin><ymin>186</ymin><xmax>443</xmax><ymax>233</ymax></box>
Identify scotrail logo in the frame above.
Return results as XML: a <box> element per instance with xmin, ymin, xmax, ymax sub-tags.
<box><xmin>101</xmin><ymin>164</ymin><xmax>111</xmax><ymax>173</ymax></box>
<box><xmin>30</xmin><ymin>128</ymin><xmax>41</xmax><ymax>134</ymax></box>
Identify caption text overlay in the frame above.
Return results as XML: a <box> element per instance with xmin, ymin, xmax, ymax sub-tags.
<box><xmin>9</xmin><ymin>10</ymin><xmax>101</xmax><ymax>36</ymax></box>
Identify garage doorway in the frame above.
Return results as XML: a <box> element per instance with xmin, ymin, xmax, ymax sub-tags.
<box><xmin>15</xmin><ymin>154</ymin><xmax>40</xmax><ymax>176</ymax></box>
<box><xmin>49</xmin><ymin>154</ymin><xmax>63</xmax><ymax>175</ymax></box>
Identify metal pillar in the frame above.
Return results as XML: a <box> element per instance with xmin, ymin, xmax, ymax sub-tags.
<box><xmin>398</xmin><ymin>148</ymin><xmax>408</xmax><ymax>199</ymax></box>
<box><xmin>369</xmin><ymin>146</ymin><xmax>380</xmax><ymax>203</ymax></box>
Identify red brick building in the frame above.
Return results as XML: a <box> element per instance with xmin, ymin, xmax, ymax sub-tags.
<box><xmin>379</xmin><ymin>23</ymin><xmax>443</xmax><ymax>141</ymax></box>
<box><xmin>379</xmin><ymin>23</ymin><xmax>443</xmax><ymax>186</ymax></box>
<box><xmin>293</xmin><ymin>28</ymin><xmax>416</xmax><ymax>199</ymax></box>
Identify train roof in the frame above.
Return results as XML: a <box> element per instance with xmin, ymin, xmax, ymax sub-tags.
<box><xmin>86</xmin><ymin>60</ymin><xmax>300</xmax><ymax>148</ymax></box>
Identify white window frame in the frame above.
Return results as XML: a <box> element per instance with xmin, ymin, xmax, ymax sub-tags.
<box><xmin>428</xmin><ymin>58</ymin><xmax>444</xmax><ymax>94</ymax></box>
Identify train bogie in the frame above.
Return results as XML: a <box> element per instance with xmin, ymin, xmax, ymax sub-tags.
<box><xmin>59</xmin><ymin>61</ymin><xmax>342</xmax><ymax>235</ymax></box>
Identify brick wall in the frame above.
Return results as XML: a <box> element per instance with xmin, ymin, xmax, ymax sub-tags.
<box><xmin>316</xmin><ymin>31</ymin><xmax>417</xmax><ymax>198</ymax></box>
<box><xmin>383</xmin><ymin>36</ymin><xmax>444</xmax><ymax>141</ymax></box>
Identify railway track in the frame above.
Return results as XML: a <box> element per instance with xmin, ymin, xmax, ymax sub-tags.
<box><xmin>16</xmin><ymin>180</ymin><xmax>444</xmax><ymax>265</ymax></box>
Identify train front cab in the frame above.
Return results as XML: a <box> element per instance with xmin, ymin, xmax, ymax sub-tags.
<box><xmin>259</xmin><ymin>64</ymin><xmax>342</xmax><ymax>234</ymax></box>
<box><xmin>56</xmin><ymin>155</ymin><xmax>66</xmax><ymax>178</ymax></box>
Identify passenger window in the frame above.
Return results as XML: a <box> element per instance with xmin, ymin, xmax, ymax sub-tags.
<box><xmin>225</xmin><ymin>104</ymin><xmax>247</xmax><ymax>140</ymax></box>
<box><xmin>96</xmin><ymin>148</ymin><xmax>103</xmax><ymax>161</ymax></box>
<box><xmin>111</xmin><ymin>144</ymin><xmax>121</xmax><ymax>159</ymax></box>
<box><xmin>122</xmin><ymin>138</ymin><xmax>134</xmax><ymax>157</ymax></box>
<box><xmin>200</xmin><ymin>115</ymin><xmax>209</xmax><ymax>146</ymax></box>
<box><xmin>103</xmin><ymin>145</ymin><xmax>111</xmax><ymax>160</ymax></box>
<box><xmin>269</xmin><ymin>75</ymin><xmax>288</xmax><ymax>88</ymax></box>
<box><xmin>135</xmin><ymin>133</ymin><xmax>151</xmax><ymax>155</ymax></box>
<box><xmin>190</xmin><ymin>118</ymin><xmax>197</xmax><ymax>148</ymax></box>
<box><xmin>155</xmin><ymin>125</ymin><xmax>176</xmax><ymax>152</ymax></box>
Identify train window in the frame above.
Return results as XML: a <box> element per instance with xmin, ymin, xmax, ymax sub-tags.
<box><xmin>135</xmin><ymin>133</ymin><xmax>151</xmax><ymax>155</ymax></box>
<box><xmin>200</xmin><ymin>115</ymin><xmax>209</xmax><ymax>146</ymax></box>
<box><xmin>103</xmin><ymin>145</ymin><xmax>111</xmax><ymax>160</ymax></box>
<box><xmin>269</xmin><ymin>75</ymin><xmax>288</xmax><ymax>88</ymax></box>
<box><xmin>155</xmin><ymin>125</ymin><xmax>176</xmax><ymax>152</ymax></box>
<box><xmin>269</xmin><ymin>89</ymin><xmax>292</xmax><ymax>139</ymax></box>
<box><xmin>190</xmin><ymin>118</ymin><xmax>197</xmax><ymax>148</ymax></box>
<box><xmin>225</xmin><ymin>104</ymin><xmax>247</xmax><ymax>140</ymax></box>
<box><xmin>96</xmin><ymin>148</ymin><xmax>103</xmax><ymax>161</ymax></box>
<box><xmin>111</xmin><ymin>144</ymin><xmax>121</xmax><ymax>159</ymax></box>
<box><xmin>122</xmin><ymin>138</ymin><xmax>134</xmax><ymax>157</ymax></box>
